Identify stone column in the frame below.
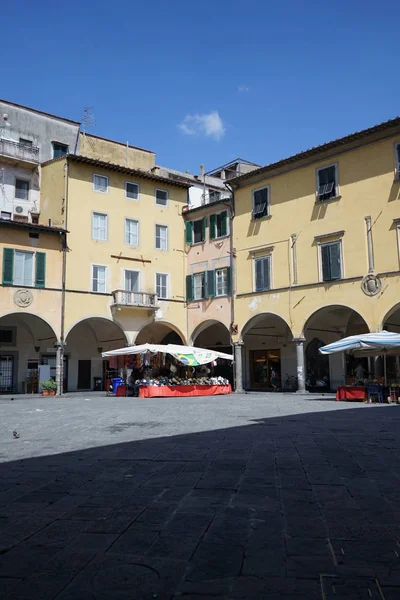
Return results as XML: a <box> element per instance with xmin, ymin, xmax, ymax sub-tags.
<box><xmin>294</xmin><ymin>338</ymin><xmax>307</xmax><ymax>393</ymax></box>
<box><xmin>234</xmin><ymin>342</ymin><xmax>244</xmax><ymax>393</ymax></box>
<box><xmin>55</xmin><ymin>342</ymin><xmax>63</xmax><ymax>396</ymax></box>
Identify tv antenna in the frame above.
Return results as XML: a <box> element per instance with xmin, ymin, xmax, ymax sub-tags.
<box><xmin>82</xmin><ymin>106</ymin><xmax>96</xmax><ymax>143</ymax></box>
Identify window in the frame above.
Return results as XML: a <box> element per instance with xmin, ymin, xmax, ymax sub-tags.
<box><xmin>255</xmin><ymin>255</ymin><xmax>271</xmax><ymax>292</ymax></box>
<box><xmin>155</xmin><ymin>224</ymin><xmax>168</xmax><ymax>250</ymax></box>
<box><xmin>156</xmin><ymin>273</ymin><xmax>168</xmax><ymax>298</ymax></box>
<box><xmin>194</xmin><ymin>272</ymin><xmax>205</xmax><ymax>300</ymax></box>
<box><xmin>52</xmin><ymin>142</ymin><xmax>68</xmax><ymax>158</ymax></box>
<box><xmin>396</xmin><ymin>143</ymin><xmax>400</xmax><ymax>179</ymax></box>
<box><xmin>125</xmin><ymin>181</ymin><xmax>139</xmax><ymax>200</ymax></box>
<box><xmin>252</xmin><ymin>187</ymin><xmax>269</xmax><ymax>219</ymax></box>
<box><xmin>210</xmin><ymin>211</ymin><xmax>228</xmax><ymax>239</ymax></box>
<box><xmin>93</xmin><ymin>174</ymin><xmax>108</xmax><ymax>193</ymax></box>
<box><xmin>125</xmin><ymin>270</ymin><xmax>139</xmax><ymax>291</ymax></box>
<box><xmin>92</xmin><ymin>212</ymin><xmax>107</xmax><ymax>241</ymax></box>
<box><xmin>0</xmin><ymin>329</ymin><xmax>14</xmax><ymax>345</ymax></box>
<box><xmin>186</xmin><ymin>217</ymin><xmax>206</xmax><ymax>244</ymax></box>
<box><xmin>155</xmin><ymin>189</ymin><xmax>168</xmax><ymax>206</ymax></box>
<box><xmin>1</xmin><ymin>212</ymin><xmax>11</xmax><ymax>220</ymax></box>
<box><xmin>19</xmin><ymin>138</ymin><xmax>32</xmax><ymax>147</ymax></box>
<box><xmin>320</xmin><ymin>241</ymin><xmax>342</xmax><ymax>281</ymax></box>
<box><xmin>317</xmin><ymin>165</ymin><xmax>338</xmax><ymax>201</ymax></box>
<box><xmin>15</xmin><ymin>179</ymin><xmax>29</xmax><ymax>201</ymax></box>
<box><xmin>92</xmin><ymin>265</ymin><xmax>107</xmax><ymax>292</ymax></box>
<box><xmin>2</xmin><ymin>248</ymin><xmax>45</xmax><ymax>288</ymax></box>
<box><xmin>125</xmin><ymin>219</ymin><xmax>139</xmax><ymax>245</ymax></box>
<box><xmin>216</xmin><ymin>268</ymin><xmax>229</xmax><ymax>296</ymax></box>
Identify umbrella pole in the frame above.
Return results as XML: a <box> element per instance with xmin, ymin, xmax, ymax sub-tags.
<box><xmin>384</xmin><ymin>352</ymin><xmax>387</xmax><ymax>387</ymax></box>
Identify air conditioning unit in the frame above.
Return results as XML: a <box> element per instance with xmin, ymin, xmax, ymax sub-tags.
<box><xmin>13</xmin><ymin>205</ymin><xmax>29</xmax><ymax>217</ymax></box>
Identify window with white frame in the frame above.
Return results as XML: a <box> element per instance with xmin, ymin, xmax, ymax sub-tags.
<box><xmin>317</xmin><ymin>165</ymin><xmax>338</xmax><ymax>201</ymax></box>
<box><xmin>396</xmin><ymin>143</ymin><xmax>400</xmax><ymax>179</ymax></box>
<box><xmin>155</xmin><ymin>224</ymin><xmax>168</xmax><ymax>250</ymax></box>
<box><xmin>156</xmin><ymin>273</ymin><xmax>168</xmax><ymax>298</ymax></box>
<box><xmin>216</xmin><ymin>268</ymin><xmax>228</xmax><ymax>296</ymax></box>
<box><xmin>194</xmin><ymin>272</ymin><xmax>205</xmax><ymax>300</ymax></box>
<box><xmin>125</xmin><ymin>219</ymin><xmax>139</xmax><ymax>245</ymax></box>
<box><xmin>254</xmin><ymin>255</ymin><xmax>271</xmax><ymax>292</ymax></box>
<box><xmin>92</xmin><ymin>265</ymin><xmax>107</xmax><ymax>292</ymax></box>
<box><xmin>252</xmin><ymin>187</ymin><xmax>269</xmax><ymax>219</ymax></box>
<box><xmin>15</xmin><ymin>179</ymin><xmax>29</xmax><ymax>201</ymax></box>
<box><xmin>125</xmin><ymin>181</ymin><xmax>139</xmax><ymax>200</ymax></box>
<box><xmin>93</xmin><ymin>174</ymin><xmax>108</xmax><ymax>193</ymax></box>
<box><xmin>92</xmin><ymin>212</ymin><xmax>107</xmax><ymax>241</ymax></box>
<box><xmin>124</xmin><ymin>270</ymin><xmax>139</xmax><ymax>291</ymax></box>
<box><xmin>320</xmin><ymin>240</ymin><xmax>342</xmax><ymax>281</ymax></box>
<box><xmin>155</xmin><ymin>189</ymin><xmax>168</xmax><ymax>206</ymax></box>
<box><xmin>14</xmin><ymin>250</ymin><xmax>34</xmax><ymax>286</ymax></box>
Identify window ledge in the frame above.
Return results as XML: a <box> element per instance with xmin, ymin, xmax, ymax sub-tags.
<box><xmin>315</xmin><ymin>195</ymin><xmax>342</xmax><ymax>205</ymax></box>
<box><xmin>213</xmin><ymin>234</ymin><xmax>230</xmax><ymax>241</ymax></box>
<box><xmin>251</xmin><ymin>214</ymin><xmax>271</xmax><ymax>222</ymax></box>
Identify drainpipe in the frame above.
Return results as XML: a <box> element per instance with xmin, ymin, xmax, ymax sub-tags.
<box><xmin>291</xmin><ymin>233</ymin><xmax>298</xmax><ymax>284</ymax></box>
<box><xmin>57</xmin><ymin>159</ymin><xmax>69</xmax><ymax>396</ymax></box>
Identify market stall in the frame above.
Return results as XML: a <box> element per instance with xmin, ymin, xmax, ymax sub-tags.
<box><xmin>319</xmin><ymin>331</ymin><xmax>400</xmax><ymax>402</ymax></box>
<box><xmin>102</xmin><ymin>343</ymin><xmax>233</xmax><ymax>397</ymax></box>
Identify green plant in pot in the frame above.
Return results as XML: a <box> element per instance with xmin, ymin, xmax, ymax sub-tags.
<box><xmin>40</xmin><ymin>379</ymin><xmax>57</xmax><ymax>396</ymax></box>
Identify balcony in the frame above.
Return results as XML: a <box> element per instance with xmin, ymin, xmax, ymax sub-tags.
<box><xmin>111</xmin><ymin>289</ymin><xmax>157</xmax><ymax>309</ymax></box>
<box><xmin>0</xmin><ymin>139</ymin><xmax>40</xmax><ymax>166</ymax></box>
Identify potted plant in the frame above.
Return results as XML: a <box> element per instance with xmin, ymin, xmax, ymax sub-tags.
<box><xmin>40</xmin><ymin>379</ymin><xmax>57</xmax><ymax>396</ymax></box>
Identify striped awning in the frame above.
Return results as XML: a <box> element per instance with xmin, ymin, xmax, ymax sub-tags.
<box><xmin>319</xmin><ymin>331</ymin><xmax>400</xmax><ymax>355</ymax></box>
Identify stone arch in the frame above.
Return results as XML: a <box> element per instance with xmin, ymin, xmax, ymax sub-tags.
<box><xmin>190</xmin><ymin>320</ymin><xmax>231</xmax><ymax>348</ymax></box>
<box><xmin>134</xmin><ymin>321</ymin><xmax>186</xmax><ymax>345</ymax></box>
<box><xmin>381</xmin><ymin>303</ymin><xmax>400</xmax><ymax>333</ymax></box>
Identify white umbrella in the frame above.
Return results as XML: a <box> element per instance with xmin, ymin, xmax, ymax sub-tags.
<box><xmin>102</xmin><ymin>343</ymin><xmax>233</xmax><ymax>365</ymax></box>
<box><xmin>319</xmin><ymin>331</ymin><xmax>400</xmax><ymax>385</ymax></box>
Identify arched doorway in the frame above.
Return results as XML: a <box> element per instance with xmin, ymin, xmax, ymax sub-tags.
<box><xmin>303</xmin><ymin>305</ymin><xmax>369</xmax><ymax>390</ymax></box>
<box><xmin>135</xmin><ymin>321</ymin><xmax>185</xmax><ymax>345</ymax></box>
<box><xmin>381</xmin><ymin>304</ymin><xmax>400</xmax><ymax>380</ymax></box>
<box><xmin>192</xmin><ymin>320</ymin><xmax>232</xmax><ymax>385</ymax></box>
<box><xmin>65</xmin><ymin>318</ymin><xmax>127</xmax><ymax>391</ymax></box>
<box><xmin>241</xmin><ymin>313</ymin><xmax>293</xmax><ymax>390</ymax></box>
<box><xmin>0</xmin><ymin>313</ymin><xmax>57</xmax><ymax>393</ymax></box>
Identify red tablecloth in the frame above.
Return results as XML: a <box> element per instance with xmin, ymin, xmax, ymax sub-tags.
<box><xmin>139</xmin><ymin>384</ymin><xmax>232</xmax><ymax>398</ymax></box>
<box><xmin>336</xmin><ymin>386</ymin><xmax>366</xmax><ymax>401</ymax></box>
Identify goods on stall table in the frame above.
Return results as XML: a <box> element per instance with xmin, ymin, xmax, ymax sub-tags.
<box><xmin>136</xmin><ymin>376</ymin><xmax>229</xmax><ymax>387</ymax></box>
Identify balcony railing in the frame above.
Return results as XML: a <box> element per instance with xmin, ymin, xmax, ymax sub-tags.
<box><xmin>112</xmin><ymin>289</ymin><xmax>157</xmax><ymax>308</ymax></box>
<box><xmin>0</xmin><ymin>139</ymin><xmax>40</xmax><ymax>164</ymax></box>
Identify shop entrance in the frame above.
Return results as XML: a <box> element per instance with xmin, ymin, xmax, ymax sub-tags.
<box><xmin>0</xmin><ymin>355</ymin><xmax>14</xmax><ymax>393</ymax></box>
<box><xmin>250</xmin><ymin>349</ymin><xmax>281</xmax><ymax>390</ymax></box>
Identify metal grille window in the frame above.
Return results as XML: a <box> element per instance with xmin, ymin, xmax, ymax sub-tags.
<box><xmin>125</xmin><ymin>182</ymin><xmax>139</xmax><ymax>200</ymax></box>
<box><xmin>156</xmin><ymin>189</ymin><xmax>168</xmax><ymax>206</ymax></box>
<box><xmin>125</xmin><ymin>219</ymin><xmax>139</xmax><ymax>245</ymax></box>
<box><xmin>321</xmin><ymin>241</ymin><xmax>342</xmax><ymax>281</ymax></box>
<box><xmin>317</xmin><ymin>165</ymin><xmax>337</xmax><ymax>201</ymax></box>
<box><xmin>255</xmin><ymin>255</ymin><xmax>271</xmax><ymax>292</ymax></box>
<box><xmin>216</xmin><ymin>268</ymin><xmax>228</xmax><ymax>296</ymax></box>
<box><xmin>252</xmin><ymin>187</ymin><xmax>269</xmax><ymax>219</ymax></box>
<box><xmin>0</xmin><ymin>356</ymin><xmax>13</xmax><ymax>392</ymax></box>
<box><xmin>92</xmin><ymin>265</ymin><xmax>106</xmax><ymax>292</ymax></box>
<box><xmin>14</xmin><ymin>251</ymin><xmax>34</xmax><ymax>286</ymax></box>
<box><xmin>93</xmin><ymin>174</ymin><xmax>108</xmax><ymax>193</ymax></box>
<box><xmin>194</xmin><ymin>272</ymin><xmax>205</xmax><ymax>300</ymax></box>
<box><xmin>92</xmin><ymin>213</ymin><xmax>107</xmax><ymax>241</ymax></box>
<box><xmin>156</xmin><ymin>273</ymin><xmax>168</xmax><ymax>298</ymax></box>
<box><xmin>15</xmin><ymin>179</ymin><xmax>29</xmax><ymax>200</ymax></box>
<box><xmin>155</xmin><ymin>225</ymin><xmax>168</xmax><ymax>250</ymax></box>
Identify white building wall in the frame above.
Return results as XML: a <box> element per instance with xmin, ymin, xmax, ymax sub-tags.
<box><xmin>0</xmin><ymin>164</ymin><xmax>40</xmax><ymax>217</ymax></box>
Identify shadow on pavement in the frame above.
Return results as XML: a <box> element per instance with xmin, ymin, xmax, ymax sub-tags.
<box><xmin>1</xmin><ymin>404</ymin><xmax>400</xmax><ymax>599</ymax></box>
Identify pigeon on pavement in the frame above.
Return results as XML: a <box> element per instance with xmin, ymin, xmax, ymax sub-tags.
<box><xmin>12</xmin><ymin>430</ymin><xmax>20</xmax><ymax>439</ymax></box>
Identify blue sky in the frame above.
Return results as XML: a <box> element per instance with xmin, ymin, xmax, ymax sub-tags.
<box><xmin>3</xmin><ymin>1</ymin><xmax>398</xmax><ymax>173</ymax></box>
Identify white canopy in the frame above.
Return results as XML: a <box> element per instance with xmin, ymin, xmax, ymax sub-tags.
<box><xmin>102</xmin><ymin>343</ymin><xmax>233</xmax><ymax>366</ymax></box>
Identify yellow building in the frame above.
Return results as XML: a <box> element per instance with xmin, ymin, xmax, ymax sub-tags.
<box><xmin>229</xmin><ymin>117</ymin><xmax>400</xmax><ymax>391</ymax></box>
<box><xmin>40</xmin><ymin>154</ymin><xmax>188</xmax><ymax>391</ymax></box>
<box><xmin>0</xmin><ymin>219</ymin><xmax>65</xmax><ymax>393</ymax></box>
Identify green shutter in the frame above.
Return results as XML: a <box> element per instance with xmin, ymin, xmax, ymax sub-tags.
<box><xmin>186</xmin><ymin>274</ymin><xmax>194</xmax><ymax>301</ymax></box>
<box><xmin>185</xmin><ymin>221</ymin><xmax>193</xmax><ymax>244</ymax></box>
<box><xmin>207</xmin><ymin>269</ymin><xmax>215</xmax><ymax>297</ymax></box>
<box><xmin>2</xmin><ymin>248</ymin><xmax>14</xmax><ymax>285</ymax></box>
<box><xmin>226</xmin><ymin>266</ymin><xmax>232</xmax><ymax>295</ymax></box>
<box><xmin>35</xmin><ymin>252</ymin><xmax>46</xmax><ymax>288</ymax></box>
<box><xmin>220</xmin><ymin>211</ymin><xmax>228</xmax><ymax>237</ymax></box>
<box><xmin>209</xmin><ymin>214</ymin><xmax>216</xmax><ymax>240</ymax></box>
<box><xmin>202</xmin><ymin>216</ymin><xmax>207</xmax><ymax>242</ymax></box>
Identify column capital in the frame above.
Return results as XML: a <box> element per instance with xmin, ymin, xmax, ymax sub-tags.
<box><xmin>233</xmin><ymin>341</ymin><xmax>244</xmax><ymax>347</ymax></box>
<box><xmin>293</xmin><ymin>337</ymin><xmax>306</xmax><ymax>343</ymax></box>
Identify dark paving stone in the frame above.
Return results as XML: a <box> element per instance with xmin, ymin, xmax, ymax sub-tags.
<box><xmin>320</xmin><ymin>574</ymin><xmax>384</xmax><ymax>599</ymax></box>
<box><xmin>107</xmin><ymin>524</ymin><xmax>160</xmax><ymax>555</ymax></box>
<box><xmin>186</xmin><ymin>542</ymin><xmax>244</xmax><ymax>582</ymax></box>
<box><xmin>285</xmin><ymin>536</ymin><xmax>332</xmax><ymax>557</ymax></box>
<box><xmin>66</xmin><ymin>532</ymin><xmax>118</xmax><ymax>552</ymax></box>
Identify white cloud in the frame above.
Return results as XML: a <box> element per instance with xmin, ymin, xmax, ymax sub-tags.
<box><xmin>178</xmin><ymin>111</ymin><xmax>225</xmax><ymax>141</ymax></box>
<box><xmin>238</xmin><ymin>85</ymin><xmax>250</xmax><ymax>93</ymax></box>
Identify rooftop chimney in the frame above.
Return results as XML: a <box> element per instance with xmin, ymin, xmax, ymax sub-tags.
<box><xmin>199</xmin><ymin>164</ymin><xmax>205</xmax><ymax>177</ymax></box>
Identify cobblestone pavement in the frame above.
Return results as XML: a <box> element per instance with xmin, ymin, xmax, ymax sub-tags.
<box><xmin>1</xmin><ymin>392</ymin><xmax>400</xmax><ymax>599</ymax></box>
